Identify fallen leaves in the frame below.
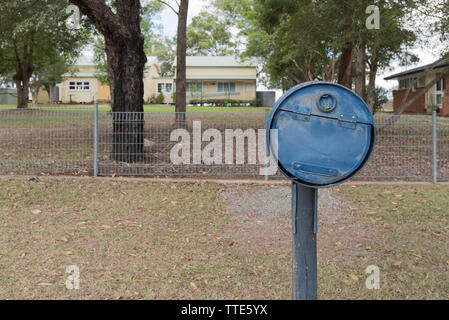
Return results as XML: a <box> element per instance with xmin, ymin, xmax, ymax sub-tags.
<box><xmin>349</xmin><ymin>274</ymin><xmax>359</xmax><ymax>281</ymax></box>
<box><xmin>190</xmin><ymin>282</ymin><xmax>198</xmax><ymax>290</ymax></box>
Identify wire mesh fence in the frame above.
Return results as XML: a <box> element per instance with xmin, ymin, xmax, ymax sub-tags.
<box><xmin>0</xmin><ymin>106</ymin><xmax>448</xmax><ymax>181</ymax></box>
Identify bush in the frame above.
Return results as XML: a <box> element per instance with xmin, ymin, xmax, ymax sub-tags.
<box><xmin>188</xmin><ymin>98</ymin><xmax>257</xmax><ymax>107</ymax></box>
<box><xmin>148</xmin><ymin>93</ymin><xmax>157</xmax><ymax>104</ymax></box>
<box><xmin>156</xmin><ymin>92</ymin><xmax>165</xmax><ymax>104</ymax></box>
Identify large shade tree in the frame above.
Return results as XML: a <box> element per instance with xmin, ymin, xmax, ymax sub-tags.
<box><xmin>213</xmin><ymin>0</ymin><xmax>418</xmax><ymax>112</ymax></box>
<box><xmin>0</xmin><ymin>0</ymin><xmax>88</xmax><ymax>109</ymax></box>
<box><xmin>69</xmin><ymin>0</ymin><xmax>153</xmax><ymax>162</ymax></box>
<box><xmin>186</xmin><ymin>11</ymin><xmax>236</xmax><ymax>56</ymax></box>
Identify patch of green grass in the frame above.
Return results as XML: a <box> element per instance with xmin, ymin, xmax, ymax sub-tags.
<box><xmin>0</xmin><ymin>104</ymin><xmax>268</xmax><ymax>113</ymax></box>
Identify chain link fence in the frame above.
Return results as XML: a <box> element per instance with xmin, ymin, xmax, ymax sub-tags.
<box><xmin>0</xmin><ymin>106</ymin><xmax>448</xmax><ymax>181</ymax></box>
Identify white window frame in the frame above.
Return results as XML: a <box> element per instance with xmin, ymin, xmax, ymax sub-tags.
<box><xmin>69</xmin><ymin>80</ymin><xmax>90</xmax><ymax>91</ymax></box>
<box><xmin>217</xmin><ymin>81</ymin><xmax>236</xmax><ymax>93</ymax></box>
<box><xmin>158</xmin><ymin>83</ymin><xmax>173</xmax><ymax>94</ymax></box>
<box><xmin>186</xmin><ymin>81</ymin><xmax>203</xmax><ymax>93</ymax></box>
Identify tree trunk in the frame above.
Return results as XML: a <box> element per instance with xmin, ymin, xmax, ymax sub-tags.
<box><xmin>338</xmin><ymin>42</ymin><xmax>354</xmax><ymax>89</ymax></box>
<box><xmin>49</xmin><ymin>84</ymin><xmax>56</xmax><ymax>104</ymax></box>
<box><xmin>355</xmin><ymin>33</ymin><xmax>366</xmax><ymax>101</ymax></box>
<box><xmin>175</xmin><ymin>0</ymin><xmax>189</xmax><ymax>124</ymax></box>
<box><xmin>69</xmin><ymin>0</ymin><xmax>147</xmax><ymax>163</ymax></box>
<box><xmin>31</xmin><ymin>82</ymin><xmax>40</xmax><ymax>107</ymax></box>
<box><xmin>15</xmin><ymin>79</ymin><xmax>29</xmax><ymax>109</ymax></box>
<box><xmin>366</xmin><ymin>58</ymin><xmax>378</xmax><ymax>113</ymax></box>
<box><xmin>105</xmin><ymin>33</ymin><xmax>146</xmax><ymax>162</ymax></box>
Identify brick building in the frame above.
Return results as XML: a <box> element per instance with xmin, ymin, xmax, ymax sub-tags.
<box><xmin>384</xmin><ymin>58</ymin><xmax>449</xmax><ymax>116</ymax></box>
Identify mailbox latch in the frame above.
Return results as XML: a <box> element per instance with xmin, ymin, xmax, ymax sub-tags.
<box><xmin>291</xmin><ymin>106</ymin><xmax>311</xmax><ymax>122</ymax></box>
<box><xmin>338</xmin><ymin>113</ymin><xmax>358</xmax><ymax>129</ymax></box>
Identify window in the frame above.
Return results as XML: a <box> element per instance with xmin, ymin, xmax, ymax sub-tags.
<box><xmin>246</xmin><ymin>84</ymin><xmax>252</xmax><ymax>91</ymax></box>
<box><xmin>436</xmin><ymin>77</ymin><xmax>445</xmax><ymax>91</ymax></box>
<box><xmin>435</xmin><ymin>77</ymin><xmax>445</xmax><ymax>106</ymax></box>
<box><xmin>399</xmin><ymin>76</ymin><xmax>425</xmax><ymax>90</ymax></box>
<box><xmin>217</xmin><ymin>82</ymin><xmax>236</xmax><ymax>93</ymax></box>
<box><xmin>186</xmin><ymin>81</ymin><xmax>202</xmax><ymax>93</ymax></box>
<box><xmin>69</xmin><ymin>80</ymin><xmax>90</xmax><ymax>91</ymax></box>
<box><xmin>158</xmin><ymin>83</ymin><xmax>173</xmax><ymax>94</ymax></box>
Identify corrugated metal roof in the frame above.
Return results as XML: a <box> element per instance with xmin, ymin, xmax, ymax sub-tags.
<box><xmin>187</xmin><ymin>75</ymin><xmax>256</xmax><ymax>80</ymax></box>
<box><xmin>63</xmin><ymin>72</ymin><xmax>96</xmax><ymax>77</ymax></box>
<box><xmin>72</xmin><ymin>55</ymin><xmax>158</xmax><ymax>67</ymax></box>
<box><xmin>384</xmin><ymin>58</ymin><xmax>449</xmax><ymax>80</ymax></box>
<box><xmin>184</xmin><ymin>56</ymin><xmax>258</xmax><ymax>68</ymax></box>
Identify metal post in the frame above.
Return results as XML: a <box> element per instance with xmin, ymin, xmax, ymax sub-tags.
<box><xmin>265</xmin><ymin>107</ymin><xmax>269</xmax><ymax>181</ymax></box>
<box><xmin>94</xmin><ymin>100</ymin><xmax>99</xmax><ymax>177</ymax></box>
<box><xmin>432</xmin><ymin>110</ymin><xmax>437</xmax><ymax>184</ymax></box>
<box><xmin>291</xmin><ymin>183</ymin><xmax>318</xmax><ymax>300</ymax></box>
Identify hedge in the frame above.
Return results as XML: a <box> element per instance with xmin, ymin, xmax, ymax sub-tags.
<box><xmin>188</xmin><ymin>98</ymin><xmax>258</xmax><ymax>107</ymax></box>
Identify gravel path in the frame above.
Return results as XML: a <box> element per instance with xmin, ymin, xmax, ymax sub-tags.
<box><xmin>221</xmin><ymin>185</ymin><xmax>351</xmax><ymax>253</ymax></box>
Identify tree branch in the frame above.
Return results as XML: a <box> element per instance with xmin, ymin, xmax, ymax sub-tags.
<box><xmin>69</xmin><ymin>0</ymin><xmax>126</xmax><ymax>38</ymax></box>
<box><xmin>158</xmin><ymin>0</ymin><xmax>179</xmax><ymax>16</ymax></box>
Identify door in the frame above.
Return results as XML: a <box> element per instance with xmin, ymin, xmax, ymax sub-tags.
<box><xmin>245</xmin><ymin>83</ymin><xmax>253</xmax><ymax>100</ymax></box>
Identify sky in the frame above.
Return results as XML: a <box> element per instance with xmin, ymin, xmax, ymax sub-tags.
<box><xmin>157</xmin><ymin>0</ymin><xmax>441</xmax><ymax>95</ymax></box>
<box><xmin>158</xmin><ymin>0</ymin><xmax>208</xmax><ymax>37</ymax></box>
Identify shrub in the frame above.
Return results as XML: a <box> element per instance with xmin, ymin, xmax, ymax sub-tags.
<box><xmin>148</xmin><ymin>93</ymin><xmax>157</xmax><ymax>104</ymax></box>
<box><xmin>188</xmin><ymin>98</ymin><xmax>256</xmax><ymax>107</ymax></box>
<box><xmin>156</xmin><ymin>92</ymin><xmax>165</xmax><ymax>104</ymax></box>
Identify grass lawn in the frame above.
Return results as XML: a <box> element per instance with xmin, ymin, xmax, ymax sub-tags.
<box><xmin>0</xmin><ymin>178</ymin><xmax>447</xmax><ymax>299</ymax></box>
<box><xmin>0</xmin><ymin>104</ymin><xmax>269</xmax><ymax>113</ymax></box>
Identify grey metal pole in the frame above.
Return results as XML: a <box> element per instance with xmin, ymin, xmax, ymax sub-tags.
<box><xmin>265</xmin><ymin>107</ymin><xmax>269</xmax><ymax>181</ymax></box>
<box><xmin>94</xmin><ymin>100</ymin><xmax>99</xmax><ymax>177</ymax></box>
<box><xmin>432</xmin><ymin>110</ymin><xmax>437</xmax><ymax>184</ymax></box>
<box><xmin>291</xmin><ymin>183</ymin><xmax>318</xmax><ymax>300</ymax></box>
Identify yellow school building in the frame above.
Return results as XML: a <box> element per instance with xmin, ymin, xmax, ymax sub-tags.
<box><xmin>38</xmin><ymin>55</ymin><xmax>258</xmax><ymax>105</ymax></box>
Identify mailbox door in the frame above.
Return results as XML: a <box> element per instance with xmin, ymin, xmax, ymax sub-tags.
<box><xmin>271</xmin><ymin>110</ymin><xmax>372</xmax><ymax>186</ymax></box>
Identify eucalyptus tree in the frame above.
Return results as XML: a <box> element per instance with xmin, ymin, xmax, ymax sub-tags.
<box><xmin>0</xmin><ymin>0</ymin><xmax>88</xmax><ymax>108</ymax></box>
<box><xmin>213</xmin><ymin>0</ymin><xmax>418</xmax><ymax>112</ymax></box>
<box><xmin>158</xmin><ymin>0</ymin><xmax>189</xmax><ymax>123</ymax></box>
<box><xmin>187</xmin><ymin>11</ymin><xmax>236</xmax><ymax>56</ymax></box>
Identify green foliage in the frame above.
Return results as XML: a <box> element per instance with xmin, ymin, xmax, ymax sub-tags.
<box><xmin>93</xmin><ymin>36</ymin><xmax>109</xmax><ymax>85</ymax></box>
<box><xmin>148</xmin><ymin>93</ymin><xmax>157</xmax><ymax>104</ymax></box>
<box><xmin>213</xmin><ymin>0</ymin><xmax>418</xmax><ymax>91</ymax></box>
<box><xmin>186</xmin><ymin>11</ymin><xmax>236</xmax><ymax>56</ymax></box>
<box><xmin>0</xmin><ymin>0</ymin><xmax>90</xmax><ymax>107</ymax></box>
<box><xmin>147</xmin><ymin>35</ymin><xmax>176</xmax><ymax>78</ymax></box>
<box><xmin>148</xmin><ymin>92</ymin><xmax>164</xmax><ymax>104</ymax></box>
<box><xmin>156</xmin><ymin>92</ymin><xmax>165</xmax><ymax>104</ymax></box>
<box><xmin>189</xmin><ymin>98</ymin><xmax>257</xmax><ymax>107</ymax></box>
<box><xmin>373</xmin><ymin>87</ymin><xmax>389</xmax><ymax>114</ymax></box>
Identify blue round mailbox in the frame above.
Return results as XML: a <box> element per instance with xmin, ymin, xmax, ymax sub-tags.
<box><xmin>267</xmin><ymin>81</ymin><xmax>376</xmax><ymax>188</ymax></box>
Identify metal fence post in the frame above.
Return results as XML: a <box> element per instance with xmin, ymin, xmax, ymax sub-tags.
<box><xmin>94</xmin><ymin>101</ymin><xmax>99</xmax><ymax>177</ymax></box>
<box><xmin>432</xmin><ymin>110</ymin><xmax>437</xmax><ymax>184</ymax></box>
<box><xmin>292</xmin><ymin>183</ymin><xmax>318</xmax><ymax>300</ymax></box>
<box><xmin>265</xmin><ymin>107</ymin><xmax>269</xmax><ymax>181</ymax></box>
